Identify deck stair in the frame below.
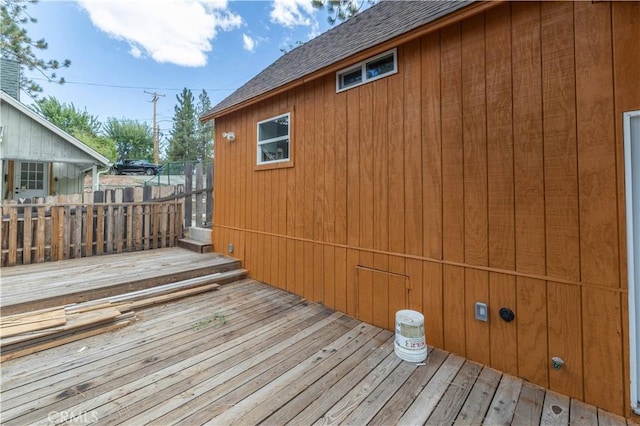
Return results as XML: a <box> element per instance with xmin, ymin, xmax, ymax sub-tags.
<box><xmin>178</xmin><ymin>226</ymin><xmax>213</xmax><ymax>253</ymax></box>
<box><xmin>1</xmin><ymin>248</ymin><xmax>242</xmax><ymax>316</ymax></box>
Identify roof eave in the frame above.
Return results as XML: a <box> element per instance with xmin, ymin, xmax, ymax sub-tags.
<box><xmin>1</xmin><ymin>91</ymin><xmax>111</xmax><ymax>167</ymax></box>
<box><xmin>203</xmin><ymin>0</ymin><xmax>503</xmax><ymax>122</ymax></box>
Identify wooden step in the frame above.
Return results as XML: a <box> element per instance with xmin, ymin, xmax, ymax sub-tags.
<box><xmin>1</xmin><ymin>249</ymin><xmax>241</xmax><ymax>316</ymax></box>
<box><xmin>178</xmin><ymin>238</ymin><xmax>213</xmax><ymax>253</ymax></box>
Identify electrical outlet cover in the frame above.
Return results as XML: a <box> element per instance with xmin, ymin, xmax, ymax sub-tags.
<box><xmin>475</xmin><ymin>302</ymin><xmax>488</xmax><ymax>322</ymax></box>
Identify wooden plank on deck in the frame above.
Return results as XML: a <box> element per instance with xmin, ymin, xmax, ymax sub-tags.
<box><xmin>453</xmin><ymin>366</ymin><xmax>501</xmax><ymax>426</ymax></box>
<box><xmin>483</xmin><ymin>374</ymin><xmax>523</xmax><ymax>425</ymax></box>
<box><xmin>369</xmin><ymin>348</ymin><xmax>448</xmax><ymax>425</ymax></box>
<box><xmin>427</xmin><ymin>360</ymin><xmax>483</xmax><ymax>425</ymax></box>
<box><xmin>315</xmin><ymin>350</ymin><xmax>402</xmax><ymax>425</ymax></box>
<box><xmin>398</xmin><ymin>353</ymin><xmax>466</xmax><ymax>425</ymax></box>
<box><xmin>540</xmin><ymin>389</ymin><xmax>570</xmax><ymax>425</ymax></box>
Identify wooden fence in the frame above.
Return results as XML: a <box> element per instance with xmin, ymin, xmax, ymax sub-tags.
<box><xmin>1</xmin><ymin>195</ymin><xmax>183</xmax><ymax>267</ymax></box>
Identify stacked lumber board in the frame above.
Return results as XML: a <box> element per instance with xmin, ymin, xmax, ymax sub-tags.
<box><xmin>0</xmin><ymin>269</ymin><xmax>247</xmax><ymax>362</ymax></box>
<box><xmin>0</xmin><ymin>305</ymin><xmax>133</xmax><ymax>362</ymax></box>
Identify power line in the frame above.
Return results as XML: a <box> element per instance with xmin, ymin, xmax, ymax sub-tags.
<box><xmin>31</xmin><ymin>76</ymin><xmax>234</xmax><ymax>92</ymax></box>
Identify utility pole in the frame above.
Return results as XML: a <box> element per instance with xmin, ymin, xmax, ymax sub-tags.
<box><xmin>144</xmin><ymin>91</ymin><xmax>165</xmax><ymax>164</ymax></box>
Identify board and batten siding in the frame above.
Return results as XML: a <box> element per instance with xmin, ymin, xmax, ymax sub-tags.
<box><xmin>211</xmin><ymin>1</ymin><xmax>640</xmax><ymax>417</ymax></box>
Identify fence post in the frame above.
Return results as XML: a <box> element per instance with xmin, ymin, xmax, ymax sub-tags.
<box><xmin>8</xmin><ymin>201</ymin><xmax>17</xmax><ymax>266</ymax></box>
<box><xmin>184</xmin><ymin>162</ymin><xmax>193</xmax><ymax>229</ymax></box>
<box><xmin>36</xmin><ymin>202</ymin><xmax>46</xmax><ymax>263</ymax></box>
<box><xmin>23</xmin><ymin>205</ymin><xmax>32</xmax><ymax>264</ymax></box>
<box><xmin>73</xmin><ymin>204</ymin><xmax>82</xmax><ymax>259</ymax></box>
<box><xmin>206</xmin><ymin>162</ymin><xmax>213</xmax><ymax>226</ymax></box>
<box><xmin>195</xmin><ymin>163</ymin><xmax>203</xmax><ymax>227</ymax></box>
<box><xmin>62</xmin><ymin>205</ymin><xmax>70</xmax><ymax>260</ymax></box>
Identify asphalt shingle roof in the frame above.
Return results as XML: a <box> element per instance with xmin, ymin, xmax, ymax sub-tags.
<box><xmin>205</xmin><ymin>0</ymin><xmax>473</xmax><ymax>119</ymax></box>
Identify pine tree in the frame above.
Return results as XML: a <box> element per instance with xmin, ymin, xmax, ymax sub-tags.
<box><xmin>1</xmin><ymin>0</ymin><xmax>71</xmax><ymax>97</ymax></box>
<box><xmin>311</xmin><ymin>0</ymin><xmax>377</xmax><ymax>24</ymax></box>
<box><xmin>167</xmin><ymin>88</ymin><xmax>198</xmax><ymax>161</ymax></box>
<box><xmin>195</xmin><ymin>90</ymin><xmax>214</xmax><ymax>161</ymax></box>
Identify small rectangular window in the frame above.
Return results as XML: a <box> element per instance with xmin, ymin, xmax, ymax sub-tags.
<box><xmin>336</xmin><ymin>48</ymin><xmax>397</xmax><ymax>92</ymax></box>
<box><xmin>366</xmin><ymin>53</ymin><xmax>395</xmax><ymax>79</ymax></box>
<box><xmin>340</xmin><ymin>68</ymin><xmax>363</xmax><ymax>89</ymax></box>
<box><xmin>257</xmin><ymin>113</ymin><xmax>290</xmax><ymax>165</ymax></box>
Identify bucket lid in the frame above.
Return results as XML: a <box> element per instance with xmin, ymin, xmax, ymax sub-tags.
<box><xmin>396</xmin><ymin>309</ymin><xmax>424</xmax><ymax>325</ymax></box>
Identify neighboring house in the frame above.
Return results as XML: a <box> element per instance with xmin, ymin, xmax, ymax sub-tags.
<box><xmin>0</xmin><ymin>91</ymin><xmax>110</xmax><ymax>200</ymax></box>
<box><xmin>201</xmin><ymin>1</ymin><xmax>639</xmax><ymax>418</ymax></box>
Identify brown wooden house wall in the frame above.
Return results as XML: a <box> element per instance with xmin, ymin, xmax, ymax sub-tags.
<box><xmin>211</xmin><ymin>1</ymin><xmax>640</xmax><ymax>417</ymax></box>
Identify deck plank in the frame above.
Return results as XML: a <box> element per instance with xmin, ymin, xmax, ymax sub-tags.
<box><xmin>453</xmin><ymin>366</ymin><xmax>501</xmax><ymax>426</ymax></box>
<box><xmin>314</xmin><ymin>350</ymin><xmax>403</xmax><ymax>425</ymax></box>
<box><xmin>482</xmin><ymin>373</ymin><xmax>523</xmax><ymax>425</ymax></box>
<box><xmin>113</xmin><ymin>316</ymin><xmax>361</xmax><ymax>425</ymax></box>
<box><xmin>0</xmin><ymin>282</ymin><xmax>275</xmax><ymax>394</ymax></box>
<box><xmin>258</xmin><ymin>328</ymin><xmax>392</xmax><ymax>426</ymax></box>
<box><xmin>2</xmin><ymin>295</ymin><xmax>295</xmax><ymax>418</ymax></box>
<box><xmin>597</xmin><ymin>408</ymin><xmax>628</xmax><ymax>426</ymax></box>
<box><xmin>540</xmin><ymin>389</ymin><xmax>570</xmax><ymax>425</ymax></box>
<box><xmin>0</xmin><ymin>257</ymin><xmax>630</xmax><ymax>426</ymax></box>
<box><xmin>570</xmin><ymin>399</ymin><xmax>598</xmax><ymax>426</ymax></box>
<box><xmin>20</xmin><ymin>309</ymin><xmax>336</xmax><ymax>426</ymax></box>
<box><xmin>15</xmin><ymin>310</ymin><xmax>340</xmax><ymax>426</ymax></box>
<box><xmin>205</xmin><ymin>335</ymin><xmax>394</xmax><ymax>425</ymax></box>
<box><xmin>368</xmin><ymin>348</ymin><xmax>448</xmax><ymax>425</ymax></box>
<box><xmin>512</xmin><ymin>381</ymin><xmax>546</xmax><ymax>425</ymax></box>
<box><xmin>340</xmin><ymin>357</ymin><xmax>418</xmax><ymax>425</ymax></box>
<box><xmin>427</xmin><ymin>360</ymin><xmax>483</xmax><ymax>425</ymax></box>
<box><xmin>398</xmin><ymin>353</ymin><xmax>466</xmax><ymax>425</ymax></box>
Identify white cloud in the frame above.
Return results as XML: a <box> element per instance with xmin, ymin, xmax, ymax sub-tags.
<box><xmin>77</xmin><ymin>0</ymin><xmax>242</xmax><ymax>67</ymax></box>
<box><xmin>242</xmin><ymin>34</ymin><xmax>256</xmax><ymax>52</ymax></box>
<box><xmin>270</xmin><ymin>0</ymin><xmax>316</xmax><ymax>28</ymax></box>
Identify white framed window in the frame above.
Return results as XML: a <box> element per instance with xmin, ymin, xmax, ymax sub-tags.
<box><xmin>336</xmin><ymin>48</ymin><xmax>398</xmax><ymax>92</ymax></box>
<box><xmin>257</xmin><ymin>113</ymin><xmax>290</xmax><ymax>165</ymax></box>
<box><xmin>20</xmin><ymin>162</ymin><xmax>45</xmax><ymax>190</ymax></box>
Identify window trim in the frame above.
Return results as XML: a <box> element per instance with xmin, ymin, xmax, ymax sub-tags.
<box><xmin>255</xmin><ymin>112</ymin><xmax>293</xmax><ymax>170</ymax></box>
<box><xmin>336</xmin><ymin>48</ymin><xmax>398</xmax><ymax>93</ymax></box>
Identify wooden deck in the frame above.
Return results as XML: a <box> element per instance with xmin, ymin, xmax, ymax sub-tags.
<box><xmin>0</xmin><ymin>248</ymin><xmax>240</xmax><ymax>315</ymax></box>
<box><xmin>0</xmin><ymin>278</ymin><xmax>632</xmax><ymax>425</ymax></box>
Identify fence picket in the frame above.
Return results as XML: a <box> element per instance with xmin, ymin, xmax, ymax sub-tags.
<box><xmin>61</xmin><ymin>206</ymin><xmax>70</xmax><ymax>260</ymax></box>
<box><xmin>85</xmin><ymin>204</ymin><xmax>93</xmax><ymax>257</ymax></box>
<box><xmin>134</xmin><ymin>205</ymin><xmax>142</xmax><ymax>250</ymax></box>
<box><xmin>1</xmin><ymin>160</ymin><xmax>219</xmax><ymax>267</ymax></box>
<box><xmin>106</xmin><ymin>204</ymin><xmax>114</xmax><ymax>254</ymax></box>
<box><xmin>143</xmin><ymin>205</ymin><xmax>150</xmax><ymax>250</ymax></box>
<box><xmin>8</xmin><ymin>203</ymin><xmax>17</xmax><ymax>266</ymax></box>
<box><xmin>73</xmin><ymin>205</ymin><xmax>82</xmax><ymax>259</ymax></box>
<box><xmin>96</xmin><ymin>205</ymin><xmax>104</xmax><ymax>255</ymax></box>
<box><xmin>36</xmin><ymin>206</ymin><xmax>45</xmax><ymax>263</ymax></box>
<box><xmin>195</xmin><ymin>163</ymin><xmax>204</xmax><ymax>227</ymax></box>
<box><xmin>116</xmin><ymin>205</ymin><xmax>124</xmax><ymax>253</ymax></box>
<box><xmin>23</xmin><ymin>206</ymin><xmax>32</xmax><ymax>264</ymax></box>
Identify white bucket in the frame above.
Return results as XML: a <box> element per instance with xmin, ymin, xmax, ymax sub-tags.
<box><xmin>394</xmin><ymin>309</ymin><xmax>427</xmax><ymax>363</ymax></box>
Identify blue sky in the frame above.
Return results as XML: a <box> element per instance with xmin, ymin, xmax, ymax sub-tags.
<box><xmin>22</xmin><ymin>0</ymin><xmax>333</xmax><ymax>137</ymax></box>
